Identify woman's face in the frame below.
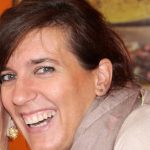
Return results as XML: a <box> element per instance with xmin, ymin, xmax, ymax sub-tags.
<box><xmin>0</xmin><ymin>28</ymin><xmax>96</xmax><ymax>150</ymax></box>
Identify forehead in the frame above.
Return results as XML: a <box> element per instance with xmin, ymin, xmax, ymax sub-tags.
<box><xmin>5</xmin><ymin>27</ymin><xmax>84</xmax><ymax>71</ymax></box>
<box><xmin>7</xmin><ymin>27</ymin><xmax>73</xmax><ymax>65</ymax></box>
<box><xmin>16</xmin><ymin>27</ymin><xmax>70</xmax><ymax>54</ymax></box>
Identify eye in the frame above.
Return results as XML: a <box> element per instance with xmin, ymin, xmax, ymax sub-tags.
<box><xmin>0</xmin><ymin>73</ymin><xmax>16</xmax><ymax>84</ymax></box>
<box><xmin>35</xmin><ymin>66</ymin><xmax>55</xmax><ymax>75</ymax></box>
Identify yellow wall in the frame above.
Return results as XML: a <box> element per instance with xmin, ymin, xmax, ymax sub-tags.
<box><xmin>88</xmin><ymin>0</ymin><xmax>150</xmax><ymax>23</ymax></box>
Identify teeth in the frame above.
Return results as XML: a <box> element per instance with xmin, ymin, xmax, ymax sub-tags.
<box><xmin>43</xmin><ymin>113</ymin><xmax>47</xmax><ymax>119</ymax></box>
<box><xmin>23</xmin><ymin>110</ymin><xmax>56</xmax><ymax>126</ymax></box>
<box><xmin>51</xmin><ymin>111</ymin><xmax>56</xmax><ymax>116</ymax></box>
<box><xmin>32</xmin><ymin>115</ymin><xmax>38</xmax><ymax>124</ymax></box>
<box><xmin>38</xmin><ymin>114</ymin><xmax>43</xmax><ymax>122</ymax></box>
<box><xmin>30</xmin><ymin>120</ymin><xmax>47</xmax><ymax>128</ymax></box>
<box><xmin>48</xmin><ymin>112</ymin><xmax>51</xmax><ymax>118</ymax></box>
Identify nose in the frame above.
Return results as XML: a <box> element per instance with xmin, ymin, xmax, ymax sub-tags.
<box><xmin>12</xmin><ymin>78</ymin><xmax>37</xmax><ymax>106</ymax></box>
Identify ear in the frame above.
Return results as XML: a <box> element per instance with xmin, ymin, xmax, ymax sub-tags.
<box><xmin>95</xmin><ymin>58</ymin><xmax>112</xmax><ymax>96</ymax></box>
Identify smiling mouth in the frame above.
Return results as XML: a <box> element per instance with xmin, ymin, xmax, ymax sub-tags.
<box><xmin>23</xmin><ymin>110</ymin><xmax>56</xmax><ymax>128</ymax></box>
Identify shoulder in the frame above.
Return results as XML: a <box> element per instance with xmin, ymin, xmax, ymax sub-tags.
<box><xmin>114</xmin><ymin>88</ymin><xmax>150</xmax><ymax>150</ymax></box>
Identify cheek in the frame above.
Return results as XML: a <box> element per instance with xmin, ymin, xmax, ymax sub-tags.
<box><xmin>38</xmin><ymin>78</ymin><xmax>83</xmax><ymax>115</ymax></box>
<box><xmin>1</xmin><ymin>89</ymin><xmax>9</xmax><ymax>107</ymax></box>
<box><xmin>38</xmin><ymin>78</ymin><xmax>84</xmax><ymax>129</ymax></box>
<box><xmin>1</xmin><ymin>88</ymin><xmax>13</xmax><ymax>113</ymax></box>
<box><xmin>38</xmin><ymin>76</ymin><xmax>79</xmax><ymax>101</ymax></box>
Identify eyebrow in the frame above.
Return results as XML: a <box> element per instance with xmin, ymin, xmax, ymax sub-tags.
<box><xmin>0</xmin><ymin>66</ymin><xmax>12</xmax><ymax>72</ymax></box>
<box><xmin>30</xmin><ymin>58</ymin><xmax>59</xmax><ymax>65</ymax></box>
<box><xmin>0</xmin><ymin>58</ymin><xmax>59</xmax><ymax>73</ymax></box>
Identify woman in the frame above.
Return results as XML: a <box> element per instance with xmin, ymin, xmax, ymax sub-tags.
<box><xmin>0</xmin><ymin>0</ymin><xmax>149</xmax><ymax>150</ymax></box>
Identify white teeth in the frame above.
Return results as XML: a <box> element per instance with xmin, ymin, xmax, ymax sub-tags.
<box><xmin>38</xmin><ymin>114</ymin><xmax>43</xmax><ymax>122</ymax></box>
<box><xmin>43</xmin><ymin>113</ymin><xmax>47</xmax><ymax>119</ymax></box>
<box><xmin>28</xmin><ymin>118</ymin><xmax>33</xmax><ymax>125</ymax></box>
<box><xmin>32</xmin><ymin>115</ymin><xmax>38</xmax><ymax>124</ymax></box>
<box><xmin>51</xmin><ymin>111</ymin><xmax>56</xmax><ymax>117</ymax></box>
<box><xmin>23</xmin><ymin>110</ymin><xmax>56</xmax><ymax>126</ymax></box>
<box><xmin>48</xmin><ymin>112</ymin><xmax>51</xmax><ymax>118</ymax></box>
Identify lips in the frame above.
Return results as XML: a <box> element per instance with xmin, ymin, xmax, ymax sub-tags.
<box><xmin>22</xmin><ymin>109</ymin><xmax>56</xmax><ymax>128</ymax></box>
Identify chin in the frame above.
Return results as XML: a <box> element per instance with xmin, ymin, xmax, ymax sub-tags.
<box><xmin>28</xmin><ymin>134</ymin><xmax>71</xmax><ymax>150</ymax></box>
<box><xmin>31</xmin><ymin>143</ymin><xmax>70</xmax><ymax>150</ymax></box>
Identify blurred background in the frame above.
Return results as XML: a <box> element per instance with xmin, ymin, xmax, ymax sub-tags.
<box><xmin>0</xmin><ymin>0</ymin><xmax>150</xmax><ymax>150</ymax></box>
<box><xmin>88</xmin><ymin>0</ymin><xmax>150</xmax><ymax>86</ymax></box>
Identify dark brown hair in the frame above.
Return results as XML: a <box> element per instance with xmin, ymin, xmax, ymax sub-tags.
<box><xmin>0</xmin><ymin>103</ymin><xmax>8</xmax><ymax>150</ymax></box>
<box><xmin>0</xmin><ymin>0</ymin><xmax>134</xmax><ymax>88</ymax></box>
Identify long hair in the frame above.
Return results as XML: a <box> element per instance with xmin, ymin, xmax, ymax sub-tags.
<box><xmin>0</xmin><ymin>103</ymin><xmax>8</xmax><ymax>150</ymax></box>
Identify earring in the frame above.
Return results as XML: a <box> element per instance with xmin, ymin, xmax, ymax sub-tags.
<box><xmin>7</xmin><ymin>118</ymin><xmax>18</xmax><ymax>140</ymax></box>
